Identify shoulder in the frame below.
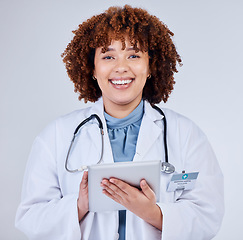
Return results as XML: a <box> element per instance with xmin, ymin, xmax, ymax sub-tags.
<box><xmin>57</xmin><ymin>106</ymin><xmax>92</xmax><ymax>124</ymax></box>
<box><xmin>160</xmin><ymin>107</ymin><xmax>207</xmax><ymax>140</ymax></box>
<box><xmin>145</xmin><ymin>102</ymin><xmax>205</xmax><ymax>136</ymax></box>
<box><xmin>38</xmin><ymin>106</ymin><xmax>94</xmax><ymax>141</ymax></box>
<box><xmin>36</xmin><ymin>99</ymin><xmax>104</xmax><ymax>143</ymax></box>
<box><xmin>162</xmin><ymin>108</ymin><xmax>194</xmax><ymax>127</ymax></box>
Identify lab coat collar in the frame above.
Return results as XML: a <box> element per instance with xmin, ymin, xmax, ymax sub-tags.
<box><xmin>134</xmin><ymin>101</ymin><xmax>164</xmax><ymax>161</ymax></box>
<box><xmin>144</xmin><ymin>101</ymin><xmax>164</xmax><ymax>122</ymax></box>
<box><xmin>88</xmin><ymin>97</ymin><xmax>114</xmax><ymax>164</ymax></box>
<box><xmin>88</xmin><ymin>97</ymin><xmax>105</xmax><ymax>118</ymax></box>
<box><xmin>90</xmin><ymin>97</ymin><xmax>164</xmax><ymax>122</ymax></box>
<box><xmin>87</xmin><ymin>97</ymin><xmax>165</xmax><ymax>162</ymax></box>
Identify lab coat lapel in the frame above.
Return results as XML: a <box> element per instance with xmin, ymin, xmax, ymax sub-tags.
<box><xmin>86</xmin><ymin>98</ymin><xmax>163</xmax><ymax>164</ymax></box>
<box><xmin>134</xmin><ymin>101</ymin><xmax>164</xmax><ymax>161</ymax></box>
<box><xmin>88</xmin><ymin>98</ymin><xmax>114</xmax><ymax>164</ymax></box>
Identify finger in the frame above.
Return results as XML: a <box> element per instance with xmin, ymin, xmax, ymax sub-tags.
<box><xmin>102</xmin><ymin>188</ymin><xmax>122</xmax><ymax>204</ymax></box>
<box><xmin>101</xmin><ymin>179</ymin><xmax>122</xmax><ymax>193</ymax></box>
<box><xmin>140</xmin><ymin>179</ymin><xmax>156</xmax><ymax>200</ymax></box>
<box><xmin>101</xmin><ymin>179</ymin><xmax>126</xmax><ymax>196</ymax></box>
<box><xmin>102</xmin><ymin>185</ymin><xmax>123</xmax><ymax>202</ymax></box>
<box><xmin>80</xmin><ymin>171</ymin><xmax>88</xmax><ymax>191</ymax></box>
<box><xmin>101</xmin><ymin>179</ymin><xmax>124</xmax><ymax>202</ymax></box>
<box><xmin>101</xmin><ymin>179</ymin><xmax>128</xmax><ymax>202</ymax></box>
<box><xmin>109</xmin><ymin>178</ymin><xmax>130</xmax><ymax>195</ymax></box>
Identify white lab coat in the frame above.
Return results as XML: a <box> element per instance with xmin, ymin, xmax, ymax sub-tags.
<box><xmin>15</xmin><ymin>98</ymin><xmax>224</xmax><ymax>240</ymax></box>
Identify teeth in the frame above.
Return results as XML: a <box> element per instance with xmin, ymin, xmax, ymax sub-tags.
<box><xmin>111</xmin><ymin>79</ymin><xmax>133</xmax><ymax>85</ymax></box>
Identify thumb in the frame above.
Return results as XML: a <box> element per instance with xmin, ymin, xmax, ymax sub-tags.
<box><xmin>140</xmin><ymin>179</ymin><xmax>156</xmax><ymax>200</ymax></box>
<box><xmin>80</xmin><ymin>171</ymin><xmax>88</xmax><ymax>191</ymax></box>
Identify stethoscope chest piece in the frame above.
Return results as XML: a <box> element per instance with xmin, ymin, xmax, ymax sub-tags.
<box><xmin>161</xmin><ymin>162</ymin><xmax>175</xmax><ymax>174</ymax></box>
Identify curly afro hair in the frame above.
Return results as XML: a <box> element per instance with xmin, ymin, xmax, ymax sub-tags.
<box><xmin>61</xmin><ymin>5</ymin><xmax>182</xmax><ymax>104</ymax></box>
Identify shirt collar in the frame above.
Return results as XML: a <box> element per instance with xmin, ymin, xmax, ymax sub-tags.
<box><xmin>90</xmin><ymin>97</ymin><xmax>164</xmax><ymax>123</ymax></box>
<box><xmin>104</xmin><ymin>100</ymin><xmax>144</xmax><ymax>129</ymax></box>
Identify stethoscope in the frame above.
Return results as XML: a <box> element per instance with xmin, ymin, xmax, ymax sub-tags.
<box><xmin>65</xmin><ymin>106</ymin><xmax>175</xmax><ymax>174</ymax></box>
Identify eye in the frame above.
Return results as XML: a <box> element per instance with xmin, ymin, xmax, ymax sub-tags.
<box><xmin>129</xmin><ymin>55</ymin><xmax>140</xmax><ymax>59</ymax></box>
<box><xmin>102</xmin><ymin>55</ymin><xmax>114</xmax><ymax>60</ymax></box>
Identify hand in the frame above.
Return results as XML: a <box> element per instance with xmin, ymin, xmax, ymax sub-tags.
<box><xmin>101</xmin><ymin>178</ymin><xmax>162</xmax><ymax>230</ymax></box>
<box><xmin>77</xmin><ymin>171</ymin><xmax>89</xmax><ymax>221</ymax></box>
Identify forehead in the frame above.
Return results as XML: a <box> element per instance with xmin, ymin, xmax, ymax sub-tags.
<box><xmin>95</xmin><ymin>41</ymin><xmax>144</xmax><ymax>56</ymax></box>
<box><xmin>96</xmin><ymin>35</ymin><xmax>144</xmax><ymax>54</ymax></box>
<box><xmin>106</xmin><ymin>39</ymin><xmax>138</xmax><ymax>50</ymax></box>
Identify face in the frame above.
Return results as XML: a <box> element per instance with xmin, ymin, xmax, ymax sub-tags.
<box><xmin>94</xmin><ymin>39</ymin><xmax>150</xmax><ymax>117</ymax></box>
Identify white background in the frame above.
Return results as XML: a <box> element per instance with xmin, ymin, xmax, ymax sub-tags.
<box><xmin>0</xmin><ymin>0</ymin><xmax>242</xmax><ymax>239</ymax></box>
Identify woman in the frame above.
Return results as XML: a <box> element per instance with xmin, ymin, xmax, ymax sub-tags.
<box><xmin>15</xmin><ymin>5</ymin><xmax>224</xmax><ymax>240</ymax></box>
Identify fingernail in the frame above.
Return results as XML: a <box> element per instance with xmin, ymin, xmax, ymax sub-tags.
<box><xmin>141</xmin><ymin>180</ymin><xmax>146</xmax><ymax>186</ymax></box>
<box><xmin>102</xmin><ymin>179</ymin><xmax>108</xmax><ymax>185</ymax></box>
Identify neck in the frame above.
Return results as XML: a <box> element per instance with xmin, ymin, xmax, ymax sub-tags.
<box><xmin>103</xmin><ymin>99</ymin><xmax>142</xmax><ymax>119</ymax></box>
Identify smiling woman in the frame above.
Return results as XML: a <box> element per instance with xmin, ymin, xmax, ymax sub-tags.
<box><xmin>94</xmin><ymin>39</ymin><xmax>150</xmax><ymax>118</ymax></box>
<box><xmin>61</xmin><ymin>5</ymin><xmax>182</xmax><ymax>104</ymax></box>
<box><xmin>15</xmin><ymin>4</ymin><xmax>224</xmax><ymax>240</ymax></box>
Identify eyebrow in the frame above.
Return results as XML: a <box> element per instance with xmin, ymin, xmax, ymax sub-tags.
<box><xmin>104</xmin><ymin>47</ymin><xmax>140</xmax><ymax>52</ymax></box>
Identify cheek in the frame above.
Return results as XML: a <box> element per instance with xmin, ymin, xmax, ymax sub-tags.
<box><xmin>96</xmin><ymin>65</ymin><xmax>112</xmax><ymax>79</ymax></box>
<box><xmin>137</xmin><ymin>58</ymin><xmax>149</xmax><ymax>71</ymax></box>
<box><xmin>134</xmin><ymin>63</ymin><xmax>149</xmax><ymax>78</ymax></box>
<box><xmin>94</xmin><ymin>60</ymin><xmax>104</xmax><ymax>73</ymax></box>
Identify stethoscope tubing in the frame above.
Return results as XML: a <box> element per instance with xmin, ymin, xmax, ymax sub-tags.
<box><xmin>65</xmin><ymin>107</ymin><xmax>175</xmax><ymax>174</ymax></box>
<box><xmin>152</xmin><ymin>105</ymin><xmax>168</xmax><ymax>163</ymax></box>
<box><xmin>65</xmin><ymin>114</ymin><xmax>104</xmax><ymax>173</ymax></box>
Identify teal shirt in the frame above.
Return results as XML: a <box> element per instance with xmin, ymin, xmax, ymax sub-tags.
<box><xmin>104</xmin><ymin>100</ymin><xmax>144</xmax><ymax>240</ymax></box>
<box><xmin>104</xmin><ymin>100</ymin><xmax>144</xmax><ymax>163</ymax></box>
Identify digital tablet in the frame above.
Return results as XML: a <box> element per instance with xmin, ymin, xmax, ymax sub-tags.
<box><xmin>88</xmin><ymin>160</ymin><xmax>161</xmax><ymax>212</ymax></box>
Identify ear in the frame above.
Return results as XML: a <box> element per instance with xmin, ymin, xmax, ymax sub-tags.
<box><xmin>147</xmin><ymin>67</ymin><xmax>151</xmax><ymax>78</ymax></box>
<box><xmin>147</xmin><ymin>69</ymin><xmax>151</xmax><ymax>79</ymax></box>
<box><xmin>93</xmin><ymin>69</ymin><xmax>96</xmax><ymax>78</ymax></box>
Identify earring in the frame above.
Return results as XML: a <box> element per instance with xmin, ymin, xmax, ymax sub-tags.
<box><xmin>92</xmin><ymin>76</ymin><xmax>97</xmax><ymax>81</ymax></box>
<box><xmin>147</xmin><ymin>74</ymin><xmax>151</xmax><ymax>79</ymax></box>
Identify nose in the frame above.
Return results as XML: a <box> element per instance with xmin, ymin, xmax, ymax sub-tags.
<box><xmin>114</xmin><ymin>58</ymin><xmax>129</xmax><ymax>73</ymax></box>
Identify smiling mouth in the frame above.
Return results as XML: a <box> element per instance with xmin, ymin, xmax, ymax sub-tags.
<box><xmin>110</xmin><ymin>79</ymin><xmax>134</xmax><ymax>85</ymax></box>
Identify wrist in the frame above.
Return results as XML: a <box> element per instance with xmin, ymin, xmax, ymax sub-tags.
<box><xmin>144</xmin><ymin>204</ymin><xmax>163</xmax><ymax>231</ymax></box>
<box><xmin>77</xmin><ymin>200</ymin><xmax>89</xmax><ymax>222</ymax></box>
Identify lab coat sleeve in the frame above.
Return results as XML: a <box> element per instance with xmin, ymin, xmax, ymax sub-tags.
<box><xmin>158</xmin><ymin>121</ymin><xmax>224</xmax><ymax>240</ymax></box>
<box><xmin>15</xmin><ymin>130</ymin><xmax>81</xmax><ymax>240</ymax></box>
